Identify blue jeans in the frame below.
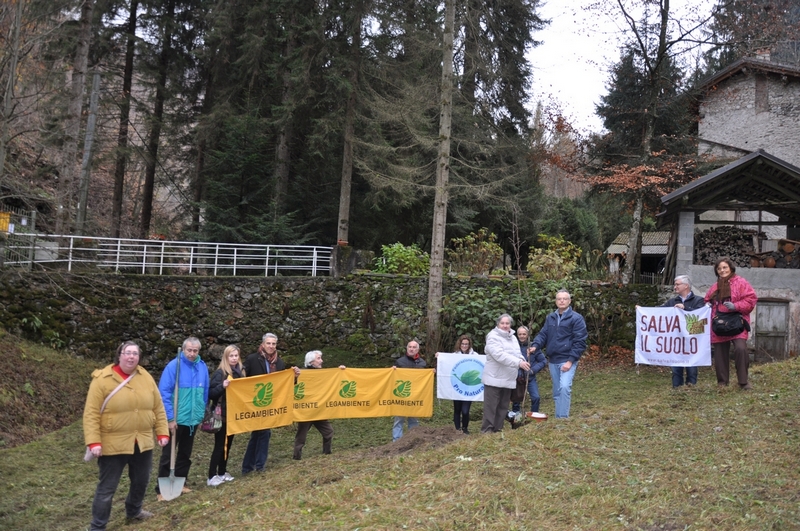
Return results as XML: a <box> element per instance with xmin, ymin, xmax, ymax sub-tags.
<box><xmin>241</xmin><ymin>428</ymin><xmax>271</xmax><ymax>474</ymax></box>
<box><xmin>549</xmin><ymin>361</ymin><xmax>578</xmax><ymax>418</ymax></box>
<box><xmin>90</xmin><ymin>445</ymin><xmax>152</xmax><ymax>530</ymax></box>
<box><xmin>511</xmin><ymin>376</ymin><xmax>541</xmax><ymax>413</ymax></box>
<box><xmin>452</xmin><ymin>400</ymin><xmax>472</xmax><ymax>431</ymax></box>
<box><xmin>392</xmin><ymin>416</ymin><xmax>419</xmax><ymax>441</ymax></box>
<box><xmin>671</xmin><ymin>366</ymin><xmax>698</xmax><ymax>387</ymax></box>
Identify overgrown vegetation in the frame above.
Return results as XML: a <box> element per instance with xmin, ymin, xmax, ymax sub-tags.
<box><xmin>526</xmin><ymin>233</ymin><xmax>582</xmax><ymax>281</ymax></box>
<box><xmin>446</xmin><ymin>228</ymin><xmax>504</xmax><ymax>276</ymax></box>
<box><xmin>2</xmin><ymin>331</ymin><xmax>798</xmax><ymax>530</ymax></box>
<box><xmin>373</xmin><ymin>243</ymin><xmax>431</xmax><ymax>276</ymax></box>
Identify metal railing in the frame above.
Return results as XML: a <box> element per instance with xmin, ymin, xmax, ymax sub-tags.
<box><xmin>1</xmin><ymin>233</ymin><xmax>332</xmax><ymax>276</ymax></box>
<box><xmin>634</xmin><ymin>271</ymin><xmax>662</xmax><ymax>285</ymax></box>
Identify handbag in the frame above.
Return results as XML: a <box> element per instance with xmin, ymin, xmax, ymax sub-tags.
<box><xmin>84</xmin><ymin>371</ymin><xmax>137</xmax><ymax>462</ymax></box>
<box><xmin>201</xmin><ymin>402</ymin><xmax>223</xmax><ymax>433</ymax></box>
<box><xmin>711</xmin><ymin>311</ymin><xmax>748</xmax><ymax>336</ymax></box>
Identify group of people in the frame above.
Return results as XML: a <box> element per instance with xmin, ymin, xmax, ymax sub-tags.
<box><xmin>479</xmin><ymin>289</ymin><xmax>588</xmax><ymax>433</ymax></box>
<box><xmin>662</xmin><ymin>257</ymin><xmax>757</xmax><ymax>390</ymax></box>
<box><xmin>82</xmin><ymin>258</ymin><xmax>756</xmax><ymax>529</ymax></box>
<box><xmin>82</xmin><ymin>333</ymin><xmax>336</xmax><ymax>530</ymax></box>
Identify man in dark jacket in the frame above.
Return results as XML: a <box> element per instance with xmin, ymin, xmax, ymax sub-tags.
<box><xmin>241</xmin><ymin>333</ymin><xmax>299</xmax><ymax>474</ymax></box>
<box><xmin>392</xmin><ymin>340</ymin><xmax>426</xmax><ymax>441</ymax></box>
<box><xmin>663</xmin><ymin>275</ymin><xmax>706</xmax><ymax>388</ymax></box>
<box><xmin>531</xmin><ymin>290</ymin><xmax>588</xmax><ymax>418</ymax></box>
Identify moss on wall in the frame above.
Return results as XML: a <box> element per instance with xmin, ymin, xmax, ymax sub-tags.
<box><xmin>0</xmin><ymin>272</ymin><xmax>660</xmax><ymax>367</ymax></box>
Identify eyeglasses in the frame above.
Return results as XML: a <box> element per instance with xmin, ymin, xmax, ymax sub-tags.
<box><xmin>120</xmin><ymin>351</ymin><xmax>140</xmax><ymax>357</ymax></box>
<box><xmin>184</xmin><ymin>348</ymin><xmax>200</xmax><ymax>353</ymax></box>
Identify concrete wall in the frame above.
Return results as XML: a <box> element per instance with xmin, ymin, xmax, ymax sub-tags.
<box><xmin>698</xmin><ymin>72</ymin><xmax>800</xmax><ymax>167</ymax></box>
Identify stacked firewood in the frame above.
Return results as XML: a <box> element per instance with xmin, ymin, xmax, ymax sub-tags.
<box><xmin>750</xmin><ymin>240</ymin><xmax>800</xmax><ymax>269</ymax></box>
<box><xmin>694</xmin><ymin>226</ymin><xmax>761</xmax><ymax>267</ymax></box>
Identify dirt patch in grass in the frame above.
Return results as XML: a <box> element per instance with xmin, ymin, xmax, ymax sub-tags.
<box><xmin>367</xmin><ymin>425</ymin><xmax>467</xmax><ymax>457</ymax></box>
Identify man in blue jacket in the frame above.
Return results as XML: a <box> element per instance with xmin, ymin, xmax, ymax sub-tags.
<box><xmin>531</xmin><ymin>290</ymin><xmax>587</xmax><ymax>418</ymax></box>
<box><xmin>155</xmin><ymin>337</ymin><xmax>209</xmax><ymax>497</ymax></box>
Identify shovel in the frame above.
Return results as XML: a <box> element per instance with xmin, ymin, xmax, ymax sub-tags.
<box><xmin>158</xmin><ymin>350</ymin><xmax>185</xmax><ymax>500</ymax></box>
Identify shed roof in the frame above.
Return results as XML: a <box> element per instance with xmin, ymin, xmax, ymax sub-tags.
<box><xmin>606</xmin><ymin>231</ymin><xmax>670</xmax><ymax>255</ymax></box>
<box><xmin>658</xmin><ymin>150</ymin><xmax>800</xmax><ymax>226</ymax></box>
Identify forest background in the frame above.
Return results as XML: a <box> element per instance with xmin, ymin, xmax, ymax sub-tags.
<box><xmin>1</xmin><ymin>0</ymin><xmax>798</xmax><ymax>275</ymax></box>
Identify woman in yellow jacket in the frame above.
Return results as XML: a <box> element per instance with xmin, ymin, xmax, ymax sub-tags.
<box><xmin>83</xmin><ymin>341</ymin><xmax>169</xmax><ymax>531</ymax></box>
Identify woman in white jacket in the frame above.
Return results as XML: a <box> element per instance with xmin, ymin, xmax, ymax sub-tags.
<box><xmin>481</xmin><ymin>314</ymin><xmax>530</xmax><ymax>433</ymax></box>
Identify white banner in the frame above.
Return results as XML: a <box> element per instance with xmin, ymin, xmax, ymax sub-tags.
<box><xmin>436</xmin><ymin>353</ymin><xmax>486</xmax><ymax>401</ymax></box>
<box><xmin>635</xmin><ymin>306</ymin><xmax>712</xmax><ymax>367</ymax></box>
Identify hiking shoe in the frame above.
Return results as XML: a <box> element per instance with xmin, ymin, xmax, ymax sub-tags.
<box><xmin>207</xmin><ymin>476</ymin><xmax>224</xmax><ymax>487</ymax></box>
<box><xmin>221</xmin><ymin>472</ymin><xmax>235</xmax><ymax>482</ymax></box>
<box><xmin>129</xmin><ymin>509</ymin><xmax>153</xmax><ymax>521</ymax></box>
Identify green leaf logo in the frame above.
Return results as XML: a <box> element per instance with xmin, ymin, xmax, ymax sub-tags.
<box><xmin>339</xmin><ymin>380</ymin><xmax>357</xmax><ymax>398</ymax></box>
<box><xmin>393</xmin><ymin>380</ymin><xmax>412</xmax><ymax>398</ymax></box>
<box><xmin>457</xmin><ymin>369</ymin><xmax>482</xmax><ymax>386</ymax></box>
<box><xmin>684</xmin><ymin>314</ymin><xmax>707</xmax><ymax>335</ymax></box>
<box><xmin>253</xmin><ymin>382</ymin><xmax>273</xmax><ymax>407</ymax></box>
<box><xmin>294</xmin><ymin>382</ymin><xmax>305</xmax><ymax>400</ymax></box>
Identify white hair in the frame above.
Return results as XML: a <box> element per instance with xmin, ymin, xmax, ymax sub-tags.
<box><xmin>304</xmin><ymin>350</ymin><xmax>322</xmax><ymax>367</ymax></box>
<box><xmin>674</xmin><ymin>275</ymin><xmax>691</xmax><ymax>288</ymax></box>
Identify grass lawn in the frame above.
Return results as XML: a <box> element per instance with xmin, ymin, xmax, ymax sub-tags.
<box><xmin>1</xmin><ymin>342</ymin><xmax>799</xmax><ymax>530</ymax></box>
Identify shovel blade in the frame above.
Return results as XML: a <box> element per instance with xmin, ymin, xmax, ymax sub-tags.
<box><xmin>158</xmin><ymin>474</ymin><xmax>185</xmax><ymax>501</ymax></box>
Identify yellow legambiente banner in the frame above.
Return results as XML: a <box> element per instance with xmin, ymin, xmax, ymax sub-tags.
<box><xmin>226</xmin><ymin>370</ymin><xmax>295</xmax><ymax>436</ymax></box>
<box><xmin>293</xmin><ymin>368</ymin><xmax>434</xmax><ymax>422</ymax></box>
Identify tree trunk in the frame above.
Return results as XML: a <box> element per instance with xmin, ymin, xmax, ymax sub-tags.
<box><xmin>426</xmin><ymin>0</ymin><xmax>455</xmax><ymax>353</ymax></box>
<box><xmin>111</xmin><ymin>0</ymin><xmax>138</xmax><ymax>238</ymax></box>
<box><xmin>462</xmin><ymin>0</ymin><xmax>479</xmax><ymax>108</ymax></box>
<box><xmin>337</xmin><ymin>4</ymin><xmax>365</xmax><ymax>245</ymax></box>
<box><xmin>0</xmin><ymin>0</ymin><xmax>23</xmax><ymax>185</ymax></box>
<box><xmin>56</xmin><ymin>0</ymin><xmax>95</xmax><ymax>235</ymax></box>
<box><xmin>273</xmin><ymin>10</ymin><xmax>300</xmax><ymax>218</ymax></box>
<box><xmin>140</xmin><ymin>0</ymin><xmax>175</xmax><ymax>239</ymax></box>
<box><xmin>621</xmin><ymin>194</ymin><xmax>643</xmax><ymax>284</ymax></box>
<box><xmin>75</xmin><ymin>71</ymin><xmax>101</xmax><ymax>233</ymax></box>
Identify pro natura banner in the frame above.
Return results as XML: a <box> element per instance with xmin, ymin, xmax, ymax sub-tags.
<box><xmin>435</xmin><ymin>353</ymin><xmax>486</xmax><ymax>401</ymax></box>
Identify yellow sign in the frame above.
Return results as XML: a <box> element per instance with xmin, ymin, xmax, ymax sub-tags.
<box><xmin>292</xmin><ymin>368</ymin><xmax>434</xmax><ymax>421</ymax></box>
<box><xmin>225</xmin><ymin>370</ymin><xmax>295</xmax><ymax>436</ymax></box>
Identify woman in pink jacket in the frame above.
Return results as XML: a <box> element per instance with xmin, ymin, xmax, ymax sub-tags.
<box><xmin>704</xmin><ymin>257</ymin><xmax>758</xmax><ymax>389</ymax></box>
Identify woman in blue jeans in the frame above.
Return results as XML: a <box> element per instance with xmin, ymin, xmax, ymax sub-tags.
<box><xmin>450</xmin><ymin>335</ymin><xmax>477</xmax><ymax>433</ymax></box>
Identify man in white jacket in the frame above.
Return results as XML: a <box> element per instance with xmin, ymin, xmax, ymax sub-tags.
<box><xmin>481</xmin><ymin>314</ymin><xmax>530</xmax><ymax>433</ymax></box>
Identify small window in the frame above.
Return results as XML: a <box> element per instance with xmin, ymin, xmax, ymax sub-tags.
<box><xmin>755</xmin><ymin>74</ymin><xmax>768</xmax><ymax>113</ymax></box>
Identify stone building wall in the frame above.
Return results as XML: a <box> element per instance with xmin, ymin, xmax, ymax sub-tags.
<box><xmin>699</xmin><ymin>71</ymin><xmax>800</xmax><ymax>167</ymax></box>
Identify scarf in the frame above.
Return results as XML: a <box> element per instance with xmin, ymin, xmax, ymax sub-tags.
<box><xmin>715</xmin><ymin>274</ymin><xmax>734</xmax><ymax>301</ymax></box>
<box><xmin>258</xmin><ymin>344</ymin><xmax>278</xmax><ymax>372</ymax></box>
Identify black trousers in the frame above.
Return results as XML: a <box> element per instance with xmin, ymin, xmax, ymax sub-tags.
<box><xmin>208</xmin><ymin>422</ymin><xmax>235</xmax><ymax>478</ymax></box>
<box><xmin>156</xmin><ymin>424</ymin><xmax>197</xmax><ymax>493</ymax></box>
<box><xmin>90</xmin><ymin>445</ymin><xmax>151</xmax><ymax>530</ymax></box>
<box><xmin>452</xmin><ymin>400</ymin><xmax>471</xmax><ymax>431</ymax></box>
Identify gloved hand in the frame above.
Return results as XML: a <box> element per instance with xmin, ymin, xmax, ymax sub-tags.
<box><xmin>723</xmin><ymin>301</ymin><xmax>736</xmax><ymax>310</ymax></box>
